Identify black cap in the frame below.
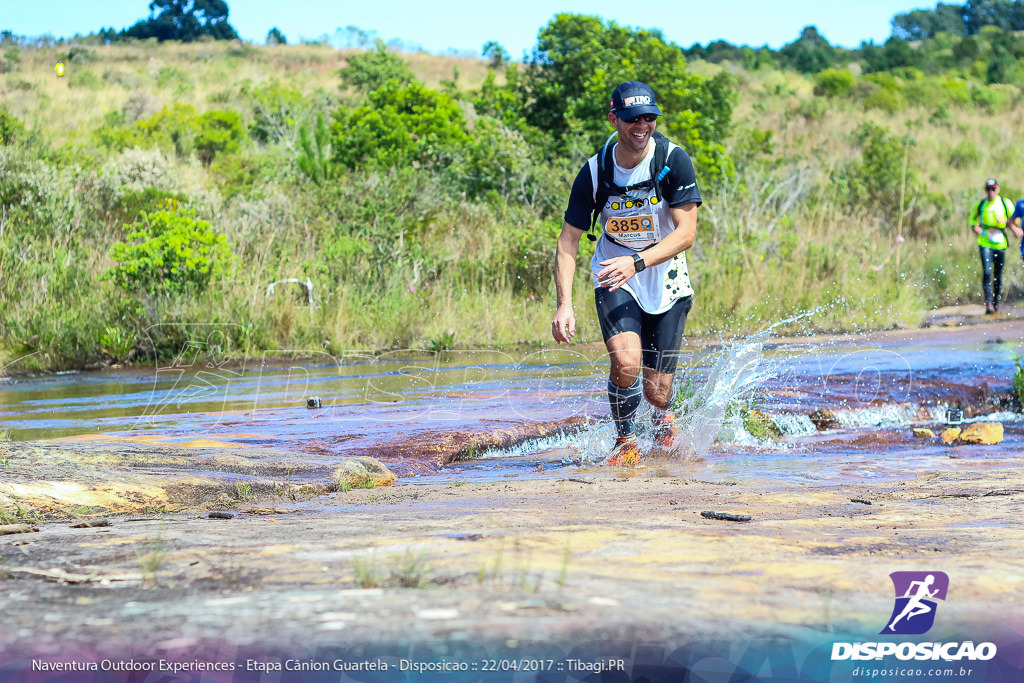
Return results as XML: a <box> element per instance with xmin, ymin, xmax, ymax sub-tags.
<box><xmin>986</xmin><ymin>178</ymin><xmax>999</xmax><ymax>188</ymax></box>
<box><xmin>610</xmin><ymin>81</ymin><xmax>662</xmax><ymax>118</ymax></box>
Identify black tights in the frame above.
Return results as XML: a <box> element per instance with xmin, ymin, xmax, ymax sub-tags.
<box><xmin>979</xmin><ymin>246</ymin><xmax>1006</xmax><ymax>308</ymax></box>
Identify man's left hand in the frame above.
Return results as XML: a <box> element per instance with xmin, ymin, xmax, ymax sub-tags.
<box><xmin>596</xmin><ymin>256</ymin><xmax>637</xmax><ymax>291</ymax></box>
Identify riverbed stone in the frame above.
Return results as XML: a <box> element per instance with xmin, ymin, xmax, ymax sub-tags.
<box><xmin>912</xmin><ymin>428</ymin><xmax>936</xmax><ymax>438</ymax></box>
<box><xmin>809</xmin><ymin>408</ymin><xmax>840</xmax><ymax>431</ymax></box>
<box><xmin>746</xmin><ymin>411</ymin><xmax>782</xmax><ymax>439</ymax></box>
<box><xmin>956</xmin><ymin>422</ymin><xmax>1003</xmax><ymax>445</ymax></box>
<box><xmin>940</xmin><ymin>428</ymin><xmax>961</xmax><ymax>444</ymax></box>
<box><xmin>333</xmin><ymin>457</ymin><xmax>397</xmax><ymax>490</ymax></box>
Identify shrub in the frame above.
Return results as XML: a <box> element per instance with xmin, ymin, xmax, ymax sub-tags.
<box><xmin>108</xmin><ymin>204</ymin><xmax>233</xmax><ymax>297</ymax></box>
<box><xmin>331</xmin><ymin>81</ymin><xmax>470</xmax><ymax>171</ymax></box>
<box><xmin>100</xmin><ymin>147</ymin><xmax>176</xmax><ymax>191</ymax></box>
<box><xmin>813</xmin><ymin>68</ymin><xmax>854</xmax><ymax>97</ymax></box>
<box><xmin>136</xmin><ymin>103</ymin><xmax>201</xmax><ymax>157</ymax></box>
<box><xmin>194</xmin><ymin>109</ymin><xmax>244</xmax><ymax>165</ymax></box>
<box><xmin>940</xmin><ymin>78</ymin><xmax>971</xmax><ymax>106</ymax></box>
<box><xmin>947</xmin><ymin>140</ymin><xmax>981</xmax><ymax>170</ymax></box>
<box><xmin>971</xmin><ymin>84</ymin><xmax>1013</xmax><ymax>113</ymax></box>
<box><xmin>0</xmin><ymin>109</ymin><xmax>25</xmax><ymax>145</ymax></box>
<box><xmin>862</xmin><ymin>88</ymin><xmax>907</xmax><ymax>113</ymax></box>
<box><xmin>246</xmin><ymin>82</ymin><xmax>307</xmax><ymax>145</ymax></box>
<box><xmin>338</xmin><ymin>41</ymin><xmax>416</xmax><ymax>91</ymax></box>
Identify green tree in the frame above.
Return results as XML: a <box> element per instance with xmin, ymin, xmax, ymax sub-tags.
<box><xmin>520</xmin><ymin>13</ymin><xmax>735</xmax><ymax>180</ymax></box>
<box><xmin>266</xmin><ymin>27</ymin><xmax>286</xmax><ymax>45</ymax></box>
<box><xmin>122</xmin><ymin>0</ymin><xmax>239</xmax><ymax>41</ymax></box>
<box><xmin>338</xmin><ymin>41</ymin><xmax>416</xmax><ymax>91</ymax></box>
<box><xmin>862</xmin><ymin>37</ymin><xmax>923</xmax><ymax>72</ymax></box>
<box><xmin>778</xmin><ymin>26</ymin><xmax>836</xmax><ymax>73</ymax></box>
<box><xmin>892</xmin><ymin>4</ymin><xmax>966</xmax><ymax>39</ymax></box>
<box><xmin>482</xmin><ymin>40</ymin><xmax>510</xmax><ymax>69</ymax></box>
<box><xmin>964</xmin><ymin>0</ymin><xmax>1024</xmax><ymax>33</ymax></box>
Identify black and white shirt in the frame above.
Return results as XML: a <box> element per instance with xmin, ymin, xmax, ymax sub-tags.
<box><xmin>564</xmin><ymin>140</ymin><xmax>701</xmax><ymax>314</ymax></box>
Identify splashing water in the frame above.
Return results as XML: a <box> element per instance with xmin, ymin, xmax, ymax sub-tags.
<box><xmin>669</xmin><ymin>328</ymin><xmax>777</xmax><ymax>460</ymax></box>
<box><xmin>570</xmin><ymin>326</ymin><xmax>782</xmax><ymax>464</ymax></box>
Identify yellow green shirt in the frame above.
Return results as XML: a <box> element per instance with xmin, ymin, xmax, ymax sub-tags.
<box><xmin>969</xmin><ymin>195</ymin><xmax>1014</xmax><ymax>250</ymax></box>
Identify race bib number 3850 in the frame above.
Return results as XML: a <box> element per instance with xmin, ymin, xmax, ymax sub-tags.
<box><xmin>606</xmin><ymin>214</ymin><xmax>656</xmax><ymax>244</ymax></box>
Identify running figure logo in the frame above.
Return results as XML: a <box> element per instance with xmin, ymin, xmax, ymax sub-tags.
<box><xmin>881</xmin><ymin>571</ymin><xmax>950</xmax><ymax>635</ymax></box>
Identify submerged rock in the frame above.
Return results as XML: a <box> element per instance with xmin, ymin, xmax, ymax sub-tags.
<box><xmin>940</xmin><ymin>428</ymin><xmax>962</xmax><ymax>444</ymax></box>
<box><xmin>809</xmin><ymin>409</ymin><xmax>840</xmax><ymax>431</ymax></box>
<box><xmin>334</xmin><ymin>457</ymin><xmax>397</xmax><ymax>490</ymax></box>
<box><xmin>745</xmin><ymin>410</ymin><xmax>782</xmax><ymax>439</ymax></box>
<box><xmin>955</xmin><ymin>422</ymin><xmax>1003</xmax><ymax>445</ymax></box>
<box><xmin>912</xmin><ymin>428</ymin><xmax>936</xmax><ymax>438</ymax></box>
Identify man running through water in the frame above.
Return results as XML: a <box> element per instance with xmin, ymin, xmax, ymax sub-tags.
<box><xmin>969</xmin><ymin>178</ymin><xmax>1020</xmax><ymax>314</ymax></box>
<box><xmin>551</xmin><ymin>81</ymin><xmax>700</xmax><ymax>466</ymax></box>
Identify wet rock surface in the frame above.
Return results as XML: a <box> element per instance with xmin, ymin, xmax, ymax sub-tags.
<box><xmin>955</xmin><ymin>421</ymin><xmax>1004</xmax><ymax>445</ymax></box>
<box><xmin>1</xmin><ymin>439</ymin><xmax>1023</xmax><ymax>661</ymax></box>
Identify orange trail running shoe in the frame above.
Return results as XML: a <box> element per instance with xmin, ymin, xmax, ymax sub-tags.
<box><xmin>653</xmin><ymin>412</ymin><xmax>680</xmax><ymax>449</ymax></box>
<box><xmin>607</xmin><ymin>437</ymin><xmax>643</xmax><ymax>467</ymax></box>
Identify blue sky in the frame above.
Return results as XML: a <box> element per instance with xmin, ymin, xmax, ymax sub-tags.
<box><xmin>5</xmin><ymin>1</ymin><xmax>933</xmax><ymax>56</ymax></box>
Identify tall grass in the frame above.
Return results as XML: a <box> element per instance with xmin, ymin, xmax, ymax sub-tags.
<box><xmin>2</xmin><ymin>42</ymin><xmax>1023</xmax><ymax>371</ymax></box>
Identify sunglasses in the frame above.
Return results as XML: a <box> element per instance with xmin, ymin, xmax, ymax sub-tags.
<box><xmin>619</xmin><ymin>113</ymin><xmax>658</xmax><ymax>123</ymax></box>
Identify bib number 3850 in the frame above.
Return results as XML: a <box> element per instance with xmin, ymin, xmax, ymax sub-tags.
<box><xmin>606</xmin><ymin>214</ymin><xmax>656</xmax><ymax>245</ymax></box>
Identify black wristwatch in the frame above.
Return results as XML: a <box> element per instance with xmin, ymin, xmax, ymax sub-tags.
<box><xmin>632</xmin><ymin>253</ymin><xmax>646</xmax><ymax>273</ymax></box>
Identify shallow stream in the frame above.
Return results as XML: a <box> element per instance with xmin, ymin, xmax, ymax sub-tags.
<box><xmin>1</xmin><ymin>320</ymin><xmax>1021</xmax><ymax>486</ymax></box>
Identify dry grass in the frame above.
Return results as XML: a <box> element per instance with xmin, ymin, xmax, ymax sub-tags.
<box><xmin>2</xmin><ymin>41</ymin><xmax>497</xmax><ymax>147</ymax></box>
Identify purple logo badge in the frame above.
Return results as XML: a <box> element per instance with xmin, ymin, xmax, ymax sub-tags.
<box><xmin>881</xmin><ymin>571</ymin><xmax>949</xmax><ymax>635</ymax></box>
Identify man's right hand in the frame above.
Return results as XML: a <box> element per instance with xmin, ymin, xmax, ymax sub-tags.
<box><xmin>552</xmin><ymin>307</ymin><xmax>576</xmax><ymax>343</ymax></box>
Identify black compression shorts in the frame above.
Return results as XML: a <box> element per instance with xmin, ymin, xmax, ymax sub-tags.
<box><xmin>594</xmin><ymin>288</ymin><xmax>692</xmax><ymax>374</ymax></box>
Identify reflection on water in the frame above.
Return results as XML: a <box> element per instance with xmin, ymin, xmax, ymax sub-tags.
<box><xmin>1</xmin><ymin>322</ymin><xmax>1022</xmax><ymax>484</ymax></box>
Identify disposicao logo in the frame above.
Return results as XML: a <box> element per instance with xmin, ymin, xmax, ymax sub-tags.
<box><xmin>831</xmin><ymin>571</ymin><xmax>997</xmax><ymax>663</ymax></box>
<box><xmin>881</xmin><ymin>571</ymin><xmax>949</xmax><ymax>635</ymax></box>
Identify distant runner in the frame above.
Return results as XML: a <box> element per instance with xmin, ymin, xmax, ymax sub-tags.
<box><xmin>969</xmin><ymin>178</ymin><xmax>1020</xmax><ymax>313</ymax></box>
<box><xmin>1009</xmin><ymin>191</ymin><xmax>1024</xmax><ymax>265</ymax></box>
<box><xmin>551</xmin><ymin>81</ymin><xmax>700</xmax><ymax>466</ymax></box>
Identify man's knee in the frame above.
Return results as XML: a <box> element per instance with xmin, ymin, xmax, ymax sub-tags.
<box><xmin>643</xmin><ymin>375</ymin><xmax>674</xmax><ymax>408</ymax></box>
<box><xmin>608</xmin><ymin>346</ymin><xmax>642</xmax><ymax>386</ymax></box>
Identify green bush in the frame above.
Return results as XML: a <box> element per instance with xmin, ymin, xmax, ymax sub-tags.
<box><xmin>813</xmin><ymin>68</ymin><xmax>854</xmax><ymax>97</ymax></box>
<box><xmin>832</xmin><ymin>123</ymin><xmax>915</xmax><ymax>219</ymax></box>
<box><xmin>246</xmin><ymin>81</ymin><xmax>308</xmax><ymax>145</ymax></box>
<box><xmin>947</xmin><ymin>140</ymin><xmax>981</xmax><ymax>169</ymax></box>
<box><xmin>331</xmin><ymin>81</ymin><xmax>470</xmax><ymax>171</ymax></box>
<box><xmin>195</xmin><ymin>109</ymin><xmax>244</xmax><ymax>165</ymax></box>
<box><xmin>940</xmin><ymin>78</ymin><xmax>971</xmax><ymax>106</ymax></box>
<box><xmin>108</xmin><ymin>204</ymin><xmax>233</xmax><ymax>296</ymax></box>
<box><xmin>0</xmin><ymin>109</ymin><xmax>25</xmax><ymax>145</ymax></box>
<box><xmin>338</xmin><ymin>41</ymin><xmax>416</xmax><ymax>91</ymax></box>
<box><xmin>971</xmin><ymin>84</ymin><xmax>1013</xmax><ymax>113</ymax></box>
<box><xmin>863</xmin><ymin>87</ymin><xmax>908</xmax><ymax>113</ymax></box>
